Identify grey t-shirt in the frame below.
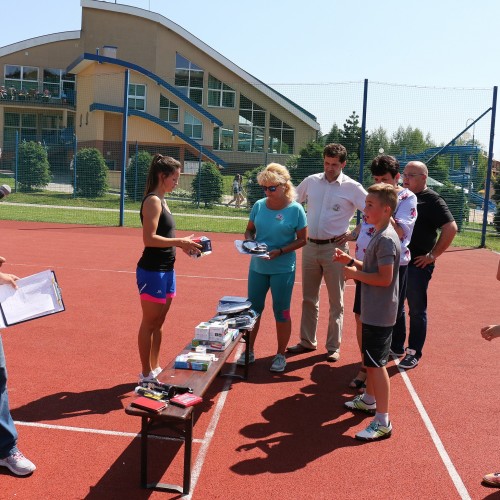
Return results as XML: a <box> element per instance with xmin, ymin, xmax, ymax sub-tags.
<box><xmin>360</xmin><ymin>224</ymin><xmax>401</xmax><ymax>327</ymax></box>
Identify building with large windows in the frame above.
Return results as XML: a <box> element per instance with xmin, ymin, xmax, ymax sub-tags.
<box><xmin>0</xmin><ymin>0</ymin><xmax>319</xmax><ymax>172</ymax></box>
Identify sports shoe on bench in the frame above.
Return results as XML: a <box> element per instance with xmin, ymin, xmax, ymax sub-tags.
<box><xmin>0</xmin><ymin>450</ymin><xmax>36</xmax><ymax>476</ymax></box>
<box><xmin>269</xmin><ymin>353</ymin><xmax>286</xmax><ymax>372</ymax></box>
<box><xmin>399</xmin><ymin>348</ymin><xmax>419</xmax><ymax>370</ymax></box>
<box><xmin>355</xmin><ymin>420</ymin><xmax>392</xmax><ymax>441</ymax></box>
<box><xmin>138</xmin><ymin>371</ymin><xmax>159</xmax><ymax>386</ymax></box>
<box><xmin>236</xmin><ymin>350</ymin><xmax>255</xmax><ymax>366</ymax></box>
<box><xmin>344</xmin><ymin>394</ymin><xmax>376</xmax><ymax>415</ymax></box>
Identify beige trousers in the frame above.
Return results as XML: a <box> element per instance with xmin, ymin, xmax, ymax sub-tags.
<box><xmin>299</xmin><ymin>241</ymin><xmax>347</xmax><ymax>352</ymax></box>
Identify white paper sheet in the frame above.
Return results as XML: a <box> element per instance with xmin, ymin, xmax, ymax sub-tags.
<box><xmin>0</xmin><ymin>270</ymin><xmax>63</xmax><ymax>327</ymax></box>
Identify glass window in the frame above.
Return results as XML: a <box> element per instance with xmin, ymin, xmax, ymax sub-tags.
<box><xmin>128</xmin><ymin>83</ymin><xmax>146</xmax><ymax>111</ymax></box>
<box><xmin>5</xmin><ymin>65</ymin><xmax>38</xmax><ymax>92</ymax></box>
<box><xmin>175</xmin><ymin>53</ymin><xmax>204</xmax><ymax>105</ymax></box>
<box><xmin>238</xmin><ymin>95</ymin><xmax>266</xmax><ymax>152</ymax></box>
<box><xmin>184</xmin><ymin>112</ymin><xmax>203</xmax><ymax>139</ymax></box>
<box><xmin>159</xmin><ymin>94</ymin><xmax>179</xmax><ymax>123</ymax></box>
<box><xmin>207</xmin><ymin>75</ymin><xmax>235</xmax><ymax>108</ymax></box>
<box><xmin>268</xmin><ymin>114</ymin><xmax>295</xmax><ymax>154</ymax></box>
<box><xmin>4</xmin><ymin>113</ymin><xmax>37</xmax><ymax>143</ymax></box>
<box><xmin>213</xmin><ymin>126</ymin><xmax>234</xmax><ymax>151</ymax></box>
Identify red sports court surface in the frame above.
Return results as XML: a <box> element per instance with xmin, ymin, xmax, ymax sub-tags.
<box><xmin>0</xmin><ymin>220</ymin><xmax>499</xmax><ymax>500</ymax></box>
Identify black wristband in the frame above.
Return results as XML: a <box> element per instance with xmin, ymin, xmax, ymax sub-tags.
<box><xmin>348</xmin><ymin>258</ymin><xmax>355</xmax><ymax>266</ymax></box>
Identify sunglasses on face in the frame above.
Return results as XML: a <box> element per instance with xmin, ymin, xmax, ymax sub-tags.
<box><xmin>261</xmin><ymin>185</ymin><xmax>280</xmax><ymax>192</ymax></box>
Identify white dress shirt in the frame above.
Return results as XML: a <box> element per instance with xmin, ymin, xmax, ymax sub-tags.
<box><xmin>296</xmin><ymin>171</ymin><xmax>367</xmax><ymax>239</ymax></box>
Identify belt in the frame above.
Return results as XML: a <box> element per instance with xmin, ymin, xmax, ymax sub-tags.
<box><xmin>307</xmin><ymin>237</ymin><xmax>341</xmax><ymax>245</ymax></box>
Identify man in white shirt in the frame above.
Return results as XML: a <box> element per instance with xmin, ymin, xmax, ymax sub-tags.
<box><xmin>288</xmin><ymin>144</ymin><xmax>367</xmax><ymax>361</ymax></box>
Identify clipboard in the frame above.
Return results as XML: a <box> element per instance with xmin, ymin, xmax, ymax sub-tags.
<box><xmin>0</xmin><ymin>270</ymin><xmax>65</xmax><ymax>328</ymax></box>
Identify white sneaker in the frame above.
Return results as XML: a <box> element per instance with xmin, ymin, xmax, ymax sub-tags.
<box><xmin>355</xmin><ymin>420</ymin><xmax>392</xmax><ymax>441</ymax></box>
<box><xmin>236</xmin><ymin>350</ymin><xmax>255</xmax><ymax>366</ymax></box>
<box><xmin>270</xmin><ymin>353</ymin><xmax>286</xmax><ymax>372</ymax></box>
<box><xmin>0</xmin><ymin>450</ymin><xmax>36</xmax><ymax>476</ymax></box>
<box><xmin>152</xmin><ymin>366</ymin><xmax>162</xmax><ymax>378</ymax></box>
<box><xmin>138</xmin><ymin>371</ymin><xmax>158</xmax><ymax>386</ymax></box>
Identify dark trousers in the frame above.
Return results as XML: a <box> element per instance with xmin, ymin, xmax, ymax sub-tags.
<box><xmin>391</xmin><ymin>262</ymin><xmax>434</xmax><ymax>359</ymax></box>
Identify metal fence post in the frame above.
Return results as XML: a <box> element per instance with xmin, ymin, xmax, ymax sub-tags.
<box><xmin>357</xmin><ymin>78</ymin><xmax>369</xmax><ymax>223</ymax></box>
<box><xmin>134</xmin><ymin>140</ymin><xmax>138</xmax><ymax>202</ymax></box>
<box><xmin>119</xmin><ymin>69</ymin><xmax>130</xmax><ymax>227</ymax></box>
<box><xmin>73</xmin><ymin>134</ymin><xmax>77</xmax><ymax>198</ymax></box>
<box><xmin>480</xmin><ymin>85</ymin><xmax>497</xmax><ymax>248</ymax></box>
<box><xmin>14</xmin><ymin>130</ymin><xmax>18</xmax><ymax>192</ymax></box>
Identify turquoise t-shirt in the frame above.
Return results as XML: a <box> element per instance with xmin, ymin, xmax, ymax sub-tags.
<box><xmin>249</xmin><ymin>198</ymin><xmax>307</xmax><ymax>274</ymax></box>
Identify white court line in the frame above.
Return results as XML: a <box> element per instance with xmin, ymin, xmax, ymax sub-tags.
<box><xmin>13</xmin><ymin>420</ymin><xmax>203</xmax><ymax>443</ymax></box>
<box><xmin>394</xmin><ymin>357</ymin><xmax>471</xmax><ymax>500</ymax></box>
<box><xmin>184</xmin><ymin>343</ymin><xmax>244</xmax><ymax>500</ymax></box>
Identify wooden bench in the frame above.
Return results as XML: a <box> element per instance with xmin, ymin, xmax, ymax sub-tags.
<box><xmin>125</xmin><ymin>330</ymin><xmax>250</xmax><ymax>494</ymax></box>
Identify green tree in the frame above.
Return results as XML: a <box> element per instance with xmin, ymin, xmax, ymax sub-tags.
<box><xmin>339</xmin><ymin>111</ymin><xmax>363</xmax><ymax>159</ymax></box>
<box><xmin>125</xmin><ymin>150</ymin><xmax>153</xmax><ymax>201</ymax></box>
<box><xmin>18</xmin><ymin>141</ymin><xmax>51</xmax><ymax>192</ymax></box>
<box><xmin>75</xmin><ymin>148</ymin><xmax>109</xmax><ymax>198</ymax></box>
<box><xmin>492</xmin><ymin>176</ymin><xmax>500</xmax><ymax>233</ymax></box>
<box><xmin>322</xmin><ymin>123</ymin><xmax>342</xmax><ymax>146</ymax></box>
<box><xmin>291</xmin><ymin>140</ymin><xmax>324</xmax><ymax>185</ymax></box>
<box><xmin>388</xmin><ymin>126</ymin><xmax>435</xmax><ymax>156</ymax></box>
<box><xmin>435</xmin><ymin>182</ymin><xmax>468</xmax><ymax>231</ymax></box>
<box><xmin>191</xmin><ymin>162</ymin><xmax>223</xmax><ymax>207</ymax></box>
<box><xmin>365</xmin><ymin>126</ymin><xmax>390</xmax><ymax>162</ymax></box>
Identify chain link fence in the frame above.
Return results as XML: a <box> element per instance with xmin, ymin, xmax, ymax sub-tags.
<box><xmin>0</xmin><ymin>75</ymin><xmax>498</xmax><ymax>249</ymax></box>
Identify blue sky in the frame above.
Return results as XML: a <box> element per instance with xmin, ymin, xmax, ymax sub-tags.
<box><xmin>1</xmin><ymin>0</ymin><xmax>499</xmax><ymax>157</ymax></box>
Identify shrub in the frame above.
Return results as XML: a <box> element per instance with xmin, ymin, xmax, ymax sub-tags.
<box><xmin>74</xmin><ymin>148</ymin><xmax>109</xmax><ymax>198</ymax></box>
<box><xmin>18</xmin><ymin>141</ymin><xmax>51</xmax><ymax>192</ymax></box>
<box><xmin>125</xmin><ymin>151</ymin><xmax>153</xmax><ymax>201</ymax></box>
<box><xmin>434</xmin><ymin>182</ymin><xmax>468</xmax><ymax>231</ymax></box>
<box><xmin>244</xmin><ymin>165</ymin><xmax>265</xmax><ymax>209</ymax></box>
<box><xmin>191</xmin><ymin>162</ymin><xmax>223</xmax><ymax>207</ymax></box>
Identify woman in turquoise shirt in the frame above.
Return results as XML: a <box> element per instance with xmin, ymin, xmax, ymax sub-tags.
<box><xmin>237</xmin><ymin>163</ymin><xmax>307</xmax><ymax>372</ymax></box>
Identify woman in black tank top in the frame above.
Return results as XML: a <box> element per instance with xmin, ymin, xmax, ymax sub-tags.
<box><xmin>136</xmin><ymin>154</ymin><xmax>202</xmax><ymax>385</ymax></box>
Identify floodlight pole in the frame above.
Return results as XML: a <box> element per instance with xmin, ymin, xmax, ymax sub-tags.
<box><xmin>357</xmin><ymin>78</ymin><xmax>368</xmax><ymax>224</ymax></box>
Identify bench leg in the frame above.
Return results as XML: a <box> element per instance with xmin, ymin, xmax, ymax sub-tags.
<box><xmin>183</xmin><ymin>414</ymin><xmax>193</xmax><ymax>494</ymax></box>
<box><xmin>140</xmin><ymin>416</ymin><xmax>148</xmax><ymax>488</ymax></box>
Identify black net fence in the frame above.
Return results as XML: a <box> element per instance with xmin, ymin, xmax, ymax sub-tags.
<box><xmin>0</xmin><ymin>75</ymin><xmax>498</xmax><ymax>250</ymax></box>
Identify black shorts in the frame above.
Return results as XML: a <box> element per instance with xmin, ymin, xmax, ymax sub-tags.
<box><xmin>362</xmin><ymin>323</ymin><xmax>393</xmax><ymax>367</ymax></box>
<box><xmin>353</xmin><ymin>281</ymin><xmax>361</xmax><ymax>315</ymax></box>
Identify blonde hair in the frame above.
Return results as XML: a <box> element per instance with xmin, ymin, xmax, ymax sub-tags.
<box><xmin>257</xmin><ymin>163</ymin><xmax>296</xmax><ymax>202</ymax></box>
<box><xmin>367</xmin><ymin>183</ymin><xmax>398</xmax><ymax>213</ymax></box>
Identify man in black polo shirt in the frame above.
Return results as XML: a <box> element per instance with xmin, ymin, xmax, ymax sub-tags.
<box><xmin>392</xmin><ymin>161</ymin><xmax>457</xmax><ymax>369</ymax></box>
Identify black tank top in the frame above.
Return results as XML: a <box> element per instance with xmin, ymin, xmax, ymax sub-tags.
<box><xmin>137</xmin><ymin>194</ymin><xmax>176</xmax><ymax>272</ymax></box>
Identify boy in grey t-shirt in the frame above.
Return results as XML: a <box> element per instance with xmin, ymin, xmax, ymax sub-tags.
<box><xmin>334</xmin><ymin>183</ymin><xmax>400</xmax><ymax>441</ymax></box>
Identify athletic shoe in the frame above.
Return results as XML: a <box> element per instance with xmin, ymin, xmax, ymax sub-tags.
<box><xmin>236</xmin><ymin>350</ymin><xmax>255</xmax><ymax>366</ymax></box>
<box><xmin>389</xmin><ymin>348</ymin><xmax>405</xmax><ymax>357</ymax></box>
<box><xmin>326</xmin><ymin>351</ymin><xmax>340</xmax><ymax>362</ymax></box>
<box><xmin>399</xmin><ymin>349</ymin><xmax>419</xmax><ymax>370</ymax></box>
<box><xmin>355</xmin><ymin>420</ymin><xmax>392</xmax><ymax>441</ymax></box>
<box><xmin>286</xmin><ymin>343</ymin><xmax>316</xmax><ymax>354</ymax></box>
<box><xmin>0</xmin><ymin>450</ymin><xmax>36</xmax><ymax>476</ymax></box>
<box><xmin>138</xmin><ymin>371</ymin><xmax>159</xmax><ymax>386</ymax></box>
<box><xmin>152</xmin><ymin>366</ymin><xmax>162</xmax><ymax>378</ymax></box>
<box><xmin>269</xmin><ymin>353</ymin><xmax>286</xmax><ymax>372</ymax></box>
<box><xmin>482</xmin><ymin>472</ymin><xmax>500</xmax><ymax>487</ymax></box>
<box><xmin>344</xmin><ymin>395</ymin><xmax>376</xmax><ymax>415</ymax></box>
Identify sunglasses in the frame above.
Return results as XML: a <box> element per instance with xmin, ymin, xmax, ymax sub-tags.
<box><xmin>261</xmin><ymin>185</ymin><xmax>280</xmax><ymax>192</ymax></box>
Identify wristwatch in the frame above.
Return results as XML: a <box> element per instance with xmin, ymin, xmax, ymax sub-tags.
<box><xmin>427</xmin><ymin>252</ymin><xmax>436</xmax><ymax>261</ymax></box>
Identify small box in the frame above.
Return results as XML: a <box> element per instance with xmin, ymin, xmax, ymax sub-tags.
<box><xmin>209</xmin><ymin>321</ymin><xmax>228</xmax><ymax>341</ymax></box>
<box><xmin>194</xmin><ymin>322</ymin><xmax>211</xmax><ymax>340</ymax></box>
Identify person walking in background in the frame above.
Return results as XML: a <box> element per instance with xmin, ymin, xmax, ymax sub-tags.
<box><xmin>0</xmin><ymin>256</ymin><xmax>36</xmax><ymax>476</ymax></box>
<box><xmin>237</xmin><ymin>163</ymin><xmax>307</xmax><ymax>372</ymax></box>
<box><xmin>227</xmin><ymin>174</ymin><xmax>245</xmax><ymax>208</ymax></box>
<box><xmin>287</xmin><ymin>143</ymin><xmax>367</xmax><ymax>362</ymax></box>
<box><xmin>481</xmin><ymin>259</ymin><xmax>500</xmax><ymax>488</ymax></box>
<box><xmin>338</xmin><ymin>155</ymin><xmax>416</xmax><ymax>389</ymax></box>
<box><xmin>136</xmin><ymin>154</ymin><xmax>201</xmax><ymax>385</ymax></box>
<box><xmin>394</xmin><ymin>161</ymin><xmax>457</xmax><ymax>369</ymax></box>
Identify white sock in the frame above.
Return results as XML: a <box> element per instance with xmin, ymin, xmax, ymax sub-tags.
<box><xmin>375</xmin><ymin>412</ymin><xmax>390</xmax><ymax>427</ymax></box>
<box><xmin>362</xmin><ymin>392</ymin><xmax>376</xmax><ymax>405</ymax></box>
